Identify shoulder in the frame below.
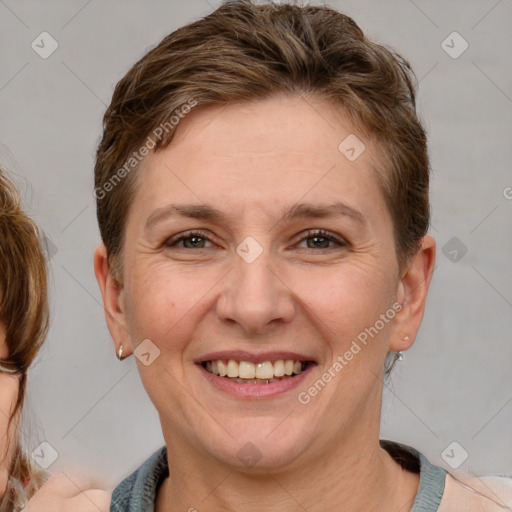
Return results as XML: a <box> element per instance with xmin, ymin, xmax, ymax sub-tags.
<box><xmin>439</xmin><ymin>473</ymin><xmax>512</xmax><ymax>511</ymax></box>
<box><xmin>25</xmin><ymin>473</ymin><xmax>110</xmax><ymax>512</ymax></box>
<box><xmin>381</xmin><ymin>440</ymin><xmax>512</xmax><ymax>511</ymax></box>
<box><xmin>111</xmin><ymin>447</ymin><xmax>168</xmax><ymax>512</ymax></box>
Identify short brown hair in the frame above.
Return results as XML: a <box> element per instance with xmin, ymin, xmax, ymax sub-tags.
<box><xmin>95</xmin><ymin>0</ymin><xmax>429</xmax><ymax>278</ymax></box>
<box><xmin>0</xmin><ymin>167</ymin><xmax>49</xmax><ymax>506</ymax></box>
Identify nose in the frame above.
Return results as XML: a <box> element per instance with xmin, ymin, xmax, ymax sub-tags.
<box><xmin>216</xmin><ymin>247</ymin><xmax>295</xmax><ymax>335</ymax></box>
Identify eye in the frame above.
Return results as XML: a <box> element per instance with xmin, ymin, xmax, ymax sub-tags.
<box><xmin>165</xmin><ymin>230</ymin><xmax>214</xmax><ymax>249</ymax></box>
<box><xmin>295</xmin><ymin>229</ymin><xmax>347</xmax><ymax>250</ymax></box>
<box><xmin>0</xmin><ymin>360</ymin><xmax>21</xmax><ymax>375</ymax></box>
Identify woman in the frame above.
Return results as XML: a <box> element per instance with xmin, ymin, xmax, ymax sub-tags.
<box><xmin>93</xmin><ymin>2</ymin><xmax>511</xmax><ymax>510</ymax></box>
<box><xmin>0</xmin><ymin>168</ymin><xmax>110</xmax><ymax>511</ymax></box>
<box><xmin>0</xmin><ymin>167</ymin><xmax>50</xmax><ymax>510</ymax></box>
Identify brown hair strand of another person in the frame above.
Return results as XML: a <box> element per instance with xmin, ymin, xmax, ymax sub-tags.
<box><xmin>0</xmin><ymin>168</ymin><xmax>49</xmax><ymax>510</ymax></box>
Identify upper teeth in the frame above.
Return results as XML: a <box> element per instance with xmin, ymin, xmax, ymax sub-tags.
<box><xmin>205</xmin><ymin>359</ymin><xmax>304</xmax><ymax>379</ymax></box>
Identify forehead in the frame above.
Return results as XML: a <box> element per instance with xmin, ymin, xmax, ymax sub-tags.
<box><xmin>167</xmin><ymin>95</ymin><xmax>375</xmax><ymax>166</ymax></box>
<box><xmin>130</xmin><ymin>95</ymin><xmax>389</xmax><ymax>225</ymax></box>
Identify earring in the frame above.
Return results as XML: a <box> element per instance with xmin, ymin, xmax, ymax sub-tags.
<box><xmin>397</xmin><ymin>352</ymin><xmax>404</xmax><ymax>361</ymax></box>
<box><xmin>404</xmin><ymin>335</ymin><xmax>410</xmax><ymax>341</ymax></box>
<box><xmin>117</xmin><ymin>345</ymin><xmax>125</xmax><ymax>361</ymax></box>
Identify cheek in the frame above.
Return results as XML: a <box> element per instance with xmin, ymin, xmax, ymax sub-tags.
<box><xmin>124</xmin><ymin>262</ymin><xmax>214</xmax><ymax>346</ymax></box>
<box><xmin>0</xmin><ymin>375</ymin><xmax>19</xmax><ymax>455</ymax></box>
<box><xmin>289</xmin><ymin>263</ymin><xmax>397</xmax><ymax>349</ymax></box>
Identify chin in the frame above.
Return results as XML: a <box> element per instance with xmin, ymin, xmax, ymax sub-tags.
<box><xmin>200</xmin><ymin>416</ymin><xmax>316</xmax><ymax>472</ymax></box>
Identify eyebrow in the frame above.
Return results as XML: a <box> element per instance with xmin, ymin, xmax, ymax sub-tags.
<box><xmin>145</xmin><ymin>201</ymin><xmax>366</xmax><ymax>230</ymax></box>
<box><xmin>146</xmin><ymin>204</ymin><xmax>224</xmax><ymax>229</ymax></box>
<box><xmin>280</xmin><ymin>202</ymin><xmax>365</xmax><ymax>224</ymax></box>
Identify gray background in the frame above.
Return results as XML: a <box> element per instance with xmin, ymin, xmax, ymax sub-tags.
<box><xmin>0</xmin><ymin>0</ymin><xmax>510</xmax><ymax>488</ymax></box>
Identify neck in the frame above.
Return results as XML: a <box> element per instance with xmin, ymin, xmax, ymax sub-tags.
<box><xmin>156</xmin><ymin>416</ymin><xmax>419</xmax><ymax>512</ymax></box>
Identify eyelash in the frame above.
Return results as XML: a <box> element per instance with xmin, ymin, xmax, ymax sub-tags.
<box><xmin>165</xmin><ymin>229</ymin><xmax>347</xmax><ymax>250</ymax></box>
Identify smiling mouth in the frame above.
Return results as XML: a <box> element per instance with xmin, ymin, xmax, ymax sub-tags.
<box><xmin>201</xmin><ymin>359</ymin><xmax>314</xmax><ymax>384</ymax></box>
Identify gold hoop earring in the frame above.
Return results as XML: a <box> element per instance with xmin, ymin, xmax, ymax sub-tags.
<box><xmin>117</xmin><ymin>345</ymin><xmax>125</xmax><ymax>361</ymax></box>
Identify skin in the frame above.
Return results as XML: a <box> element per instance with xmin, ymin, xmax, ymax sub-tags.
<box><xmin>0</xmin><ymin>322</ymin><xmax>19</xmax><ymax>498</ymax></box>
<box><xmin>1</xmin><ymin>323</ymin><xmax>110</xmax><ymax>511</ymax></box>
<box><xmin>95</xmin><ymin>95</ymin><xmax>436</xmax><ymax>511</ymax></box>
<box><xmin>25</xmin><ymin>474</ymin><xmax>111</xmax><ymax>512</ymax></box>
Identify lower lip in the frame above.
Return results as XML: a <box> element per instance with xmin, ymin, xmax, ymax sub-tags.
<box><xmin>198</xmin><ymin>364</ymin><xmax>315</xmax><ymax>399</ymax></box>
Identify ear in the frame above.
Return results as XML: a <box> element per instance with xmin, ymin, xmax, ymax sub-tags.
<box><xmin>389</xmin><ymin>235</ymin><xmax>436</xmax><ymax>352</ymax></box>
<box><xmin>94</xmin><ymin>245</ymin><xmax>133</xmax><ymax>358</ymax></box>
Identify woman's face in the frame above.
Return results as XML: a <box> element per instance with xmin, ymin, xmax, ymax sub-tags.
<box><xmin>0</xmin><ymin>323</ymin><xmax>19</xmax><ymax>494</ymax></box>
<box><xmin>96</xmin><ymin>95</ymin><xmax>434</xmax><ymax>470</ymax></box>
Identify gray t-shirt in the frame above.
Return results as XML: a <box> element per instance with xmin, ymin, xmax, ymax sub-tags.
<box><xmin>110</xmin><ymin>440</ymin><xmax>446</xmax><ymax>511</ymax></box>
